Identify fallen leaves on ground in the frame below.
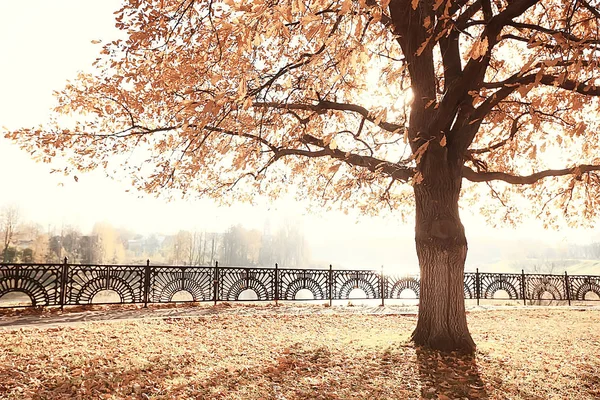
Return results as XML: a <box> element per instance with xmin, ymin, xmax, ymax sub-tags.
<box><xmin>0</xmin><ymin>308</ymin><xmax>598</xmax><ymax>399</ymax></box>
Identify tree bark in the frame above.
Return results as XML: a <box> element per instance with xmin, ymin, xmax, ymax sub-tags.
<box><xmin>411</xmin><ymin>147</ymin><xmax>476</xmax><ymax>353</ymax></box>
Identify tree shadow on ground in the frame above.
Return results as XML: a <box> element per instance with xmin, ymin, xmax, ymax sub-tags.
<box><xmin>5</xmin><ymin>338</ymin><xmax>591</xmax><ymax>400</ymax></box>
<box><xmin>1</xmin><ymin>343</ymin><xmax>424</xmax><ymax>399</ymax></box>
<box><xmin>416</xmin><ymin>346</ymin><xmax>489</xmax><ymax>399</ymax></box>
<box><xmin>0</xmin><ymin>341</ymin><xmax>493</xmax><ymax>400</ymax></box>
<box><xmin>169</xmin><ymin>343</ymin><xmax>424</xmax><ymax>399</ymax></box>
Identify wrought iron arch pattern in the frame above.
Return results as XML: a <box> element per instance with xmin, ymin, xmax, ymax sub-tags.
<box><xmin>150</xmin><ymin>267</ymin><xmax>213</xmax><ymax>302</ymax></box>
<box><xmin>66</xmin><ymin>265</ymin><xmax>144</xmax><ymax>304</ymax></box>
<box><xmin>387</xmin><ymin>276</ymin><xmax>420</xmax><ymax>299</ymax></box>
<box><xmin>463</xmin><ymin>273</ymin><xmax>476</xmax><ymax>299</ymax></box>
<box><xmin>219</xmin><ymin>267</ymin><xmax>274</xmax><ymax>301</ymax></box>
<box><xmin>0</xmin><ymin>264</ymin><xmax>61</xmax><ymax>306</ymax></box>
<box><xmin>0</xmin><ymin>277</ymin><xmax>48</xmax><ymax>306</ymax></box>
<box><xmin>75</xmin><ymin>276</ymin><xmax>135</xmax><ymax>304</ymax></box>
<box><xmin>226</xmin><ymin>278</ymin><xmax>267</xmax><ymax>300</ymax></box>
<box><xmin>157</xmin><ymin>279</ymin><xmax>208</xmax><ymax>302</ymax></box>
<box><xmin>526</xmin><ymin>275</ymin><xmax>566</xmax><ymax>300</ymax></box>
<box><xmin>480</xmin><ymin>273</ymin><xmax>522</xmax><ymax>299</ymax></box>
<box><xmin>278</xmin><ymin>269</ymin><xmax>328</xmax><ymax>300</ymax></box>
<box><xmin>333</xmin><ymin>270</ymin><xmax>381</xmax><ymax>299</ymax></box>
<box><xmin>569</xmin><ymin>276</ymin><xmax>600</xmax><ymax>300</ymax></box>
<box><xmin>4</xmin><ymin>262</ymin><xmax>600</xmax><ymax>309</ymax></box>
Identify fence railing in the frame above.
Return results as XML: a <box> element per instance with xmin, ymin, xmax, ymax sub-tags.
<box><xmin>1</xmin><ymin>259</ymin><xmax>599</xmax><ymax>308</ymax></box>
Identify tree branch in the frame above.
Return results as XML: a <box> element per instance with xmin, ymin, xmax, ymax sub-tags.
<box><xmin>462</xmin><ymin>164</ymin><xmax>600</xmax><ymax>184</ymax></box>
<box><xmin>468</xmin><ymin>114</ymin><xmax>525</xmax><ymax>154</ymax></box>
<box><xmin>454</xmin><ymin>0</ymin><xmax>484</xmax><ymax>30</ymax></box>
<box><xmin>431</xmin><ymin>0</ymin><xmax>541</xmax><ymax>147</ymax></box>
<box><xmin>484</xmin><ymin>73</ymin><xmax>600</xmax><ymax>96</ymax></box>
<box><xmin>249</xmin><ymin>15</ymin><xmax>343</xmax><ymax>98</ymax></box>
<box><xmin>460</xmin><ymin>0</ymin><xmax>541</xmax><ymax>88</ymax></box>
<box><xmin>508</xmin><ymin>21</ymin><xmax>600</xmax><ymax>45</ymax></box>
<box><xmin>253</xmin><ymin>100</ymin><xmax>403</xmax><ymax>133</ymax></box>
<box><xmin>579</xmin><ymin>0</ymin><xmax>600</xmax><ymax>19</ymax></box>
<box><xmin>297</xmin><ymin>134</ymin><xmax>414</xmax><ymax>181</ymax></box>
<box><xmin>204</xmin><ymin>126</ymin><xmax>414</xmax><ymax>181</ymax></box>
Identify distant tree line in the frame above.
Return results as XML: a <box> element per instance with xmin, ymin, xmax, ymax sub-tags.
<box><xmin>567</xmin><ymin>243</ymin><xmax>600</xmax><ymax>260</ymax></box>
<box><xmin>525</xmin><ymin>241</ymin><xmax>600</xmax><ymax>262</ymax></box>
<box><xmin>0</xmin><ymin>205</ymin><xmax>309</xmax><ymax>267</ymax></box>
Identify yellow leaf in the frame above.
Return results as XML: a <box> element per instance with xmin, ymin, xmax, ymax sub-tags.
<box><xmin>411</xmin><ymin>0</ymin><xmax>419</xmax><ymax>10</ymax></box>
<box><xmin>328</xmin><ymin>164</ymin><xmax>341</xmax><ymax>174</ymax></box>
<box><xmin>413</xmin><ymin>171</ymin><xmax>424</xmax><ymax>185</ymax></box>
<box><xmin>469</xmin><ymin>37</ymin><xmax>488</xmax><ymax>60</ymax></box>
<box><xmin>298</xmin><ymin>0</ymin><xmax>306</xmax><ymax>13</ymax></box>
<box><xmin>423</xmin><ymin>16</ymin><xmax>431</xmax><ymax>29</ymax></box>
<box><xmin>238</xmin><ymin>77</ymin><xmax>247</xmax><ymax>98</ymax></box>
<box><xmin>440</xmin><ymin>135</ymin><xmax>446</xmax><ymax>147</ymax></box>
<box><xmin>414</xmin><ymin>141</ymin><xmax>430</xmax><ymax>164</ymax></box>
<box><xmin>416</xmin><ymin>37</ymin><xmax>431</xmax><ymax>56</ymax></box>
<box><xmin>340</xmin><ymin>0</ymin><xmax>352</xmax><ymax>15</ymax></box>
<box><xmin>517</xmin><ymin>84</ymin><xmax>532</xmax><ymax>98</ymax></box>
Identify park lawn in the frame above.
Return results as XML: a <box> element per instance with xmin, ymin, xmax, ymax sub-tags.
<box><xmin>0</xmin><ymin>308</ymin><xmax>598</xmax><ymax>399</ymax></box>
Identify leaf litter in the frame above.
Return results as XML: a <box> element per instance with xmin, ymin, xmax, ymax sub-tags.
<box><xmin>0</xmin><ymin>308</ymin><xmax>598</xmax><ymax>399</ymax></box>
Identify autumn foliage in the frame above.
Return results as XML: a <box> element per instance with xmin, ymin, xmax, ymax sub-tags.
<box><xmin>5</xmin><ymin>0</ymin><xmax>600</xmax><ymax>351</ymax></box>
<box><xmin>1</xmin><ymin>307</ymin><xmax>599</xmax><ymax>399</ymax></box>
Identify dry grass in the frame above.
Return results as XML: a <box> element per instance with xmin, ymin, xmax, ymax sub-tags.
<box><xmin>0</xmin><ymin>307</ymin><xmax>598</xmax><ymax>399</ymax></box>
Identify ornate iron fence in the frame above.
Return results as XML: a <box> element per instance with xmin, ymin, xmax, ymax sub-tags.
<box><xmin>1</xmin><ymin>260</ymin><xmax>599</xmax><ymax>308</ymax></box>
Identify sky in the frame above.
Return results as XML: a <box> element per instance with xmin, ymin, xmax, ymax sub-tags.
<box><xmin>0</xmin><ymin>1</ymin><xmax>598</xmax><ymax>270</ymax></box>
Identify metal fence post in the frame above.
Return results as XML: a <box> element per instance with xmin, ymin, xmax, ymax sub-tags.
<box><xmin>564</xmin><ymin>271</ymin><xmax>571</xmax><ymax>306</ymax></box>
<box><xmin>213</xmin><ymin>261</ymin><xmax>219</xmax><ymax>306</ymax></box>
<box><xmin>60</xmin><ymin>257</ymin><xmax>68</xmax><ymax>310</ymax></box>
<box><xmin>521</xmin><ymin>269</ymin><xmax>527</xmax><ymax>306</ymax></box>
<box><xmin>476</xmin><ymin>268</ymin><xmax>480</xmax><ymax>306</ymax></box>
<box><xmin>328</xmin><ymin>264</ymin><xmax>333</xmax><ymax>307</ymax></box>
<box><xmin>380</xmin><ymin>265</ymin><xmax>385</xmax><ymax>307</ymax></box>
<box><xmin>274</xmin><ymin>263</ymin><xmax>279</xmax><ymax>306</ymax></box>
<box><xmin>143</xmin><ymin>259</ymin><xmax>151</xmax><ymax>308</ymax></box>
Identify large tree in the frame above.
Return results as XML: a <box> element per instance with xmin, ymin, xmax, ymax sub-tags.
<box><xmin>6</xmin><ymin>0</ymin><xmax>600</xmax><ymax>352</ymax></box>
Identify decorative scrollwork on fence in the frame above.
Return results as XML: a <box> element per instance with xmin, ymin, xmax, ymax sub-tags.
<box><xmin>569</xmin><ymin>275</ymin><xmax>600</xmax><ymax>300</ymax></box>
<box><xmin>278</xmin><ymin>269</ymin><xmax>328</xmax><ymax>300</ymax></box>
<box><xmin>4</xmin><ymin>262</ymin><xmax>600</xmax><ymax>309</ymax></box>
<box><xmin>150</xmin><ymin>267</ymin><xmax>213</xmax><ymax>302</ymax></box>
<box><xmin>0</xmin><ymin>264</ymin><xmax>61</xmax><ymax>306</ymax></box>
<box><xmin>219</xmin><ymin>267</ymin><xmax>274</xmax><ymax>301</ymax></box>
<box><xmin>386</xmin><ymin>275</ymin><xmax>420</xmax><ymax>299</ymax></box>
<box><xmin>464</xmin><ymin>273</ymin><xmax>476</xmax><ymax>299</ymax></box>
<box><xmin>66</xmin><ymin>265</ymin><xmax>144</xmax><ymax>304</ymax></box>
<box><xmin>333</xmin><ymin>270</ymin><xmax>381</xmax><ymax>299</ymax></box>
<box><xmin>526</xmin><ymin>275</ymin><xmax>566</xmax><ymax>300</ymax></box>
<box><xmin>480</xmin><ymin>273</ymin><xmax>522</xmax><ymax>299</ymax></box>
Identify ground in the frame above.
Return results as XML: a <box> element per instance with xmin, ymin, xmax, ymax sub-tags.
<box><xmin>0</xmin><ymin>305</ymin><xmax>598</xmax><ymax>399</ymax></box>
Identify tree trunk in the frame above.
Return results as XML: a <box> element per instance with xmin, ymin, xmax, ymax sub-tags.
<box><xmin>411</xmin><ymin>149</ymin><xmax>476</xmax><ymax>353</ymax></box>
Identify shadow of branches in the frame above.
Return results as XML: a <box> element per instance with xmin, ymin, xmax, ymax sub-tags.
<box><xmin>3</xmin><ymin>343</ymin><xmax>425</xmax><ymax>399</ymax></box>
<box><xmin>416</xmin><ymin>347</ymin><xmax>489</xmax><ymax>399</ymax></box>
